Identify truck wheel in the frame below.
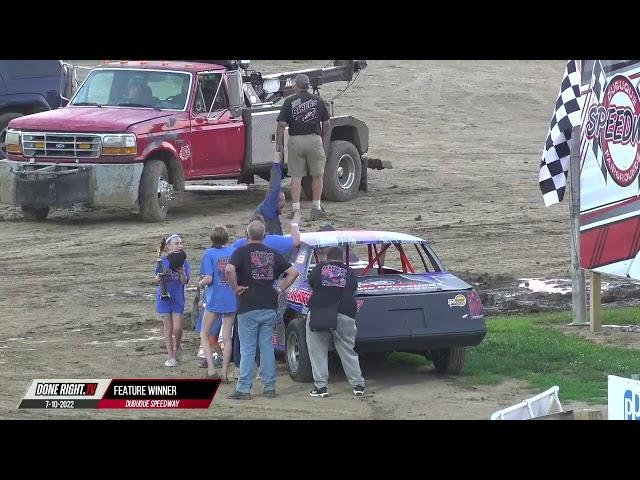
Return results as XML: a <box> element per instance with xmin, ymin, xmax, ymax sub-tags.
<box><xmin>323</xmin><ymin>140</ymin><xmax>362</xmax><ymax>202</ymax></box>
<box><xmin>285</xmin><ymin>317</ymin><xmax>313</xmax><ymax>382</ymax></box>
<box><xmin>139</xmin><ymin>160</ymin><xmax>171</xmax><ymax>222</ymax></box>
<box><xmin>21</xmin><ymin>206</ymin><xmax>49</xmax><ymax>221</ymax></box>
<box><xmin>429</xmin><ymin>347</ymin><xmax>466</xmax><ymax>375</ymax></box>
<box><xmin>0</xmin><ymin>112</ymin><xmax>24</xmax><ymax>159</ymax></box>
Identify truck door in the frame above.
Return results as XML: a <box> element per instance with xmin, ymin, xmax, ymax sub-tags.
<box><xmin>189</xmin><ymin>71</ymin><xmax>244</xmax><ymax>177</ymax></box>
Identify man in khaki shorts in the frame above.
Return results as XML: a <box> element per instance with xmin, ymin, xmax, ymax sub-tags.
<box><xmin>276</xmin><ymin>74</ymin><xmax>331</xmax><ymax>221</ymax></box>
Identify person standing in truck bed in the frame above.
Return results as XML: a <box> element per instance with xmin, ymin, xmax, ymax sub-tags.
<box><xmin>276</xmin><ymin>74</ymin><xmax>331</xmax><ymax>221</ymax></box>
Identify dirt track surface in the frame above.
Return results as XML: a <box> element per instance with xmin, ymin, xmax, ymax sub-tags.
<box><xmin>0</xmin><ymin>60</ymin><xmax>624</xmax><ymax>419</ymax></box>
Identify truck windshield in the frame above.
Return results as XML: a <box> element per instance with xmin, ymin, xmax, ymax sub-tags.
<box><xmin>70</xmin><ymin>69</ymin><xmax>191</xmax><ymax>110</ymax></box>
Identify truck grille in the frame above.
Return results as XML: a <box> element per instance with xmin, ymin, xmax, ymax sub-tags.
<box><xmin>22</xmin><ymin>133</ymin><xmax>101</xmax><ymax>158</ymax></box>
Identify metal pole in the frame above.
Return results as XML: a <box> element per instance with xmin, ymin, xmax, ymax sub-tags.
<box><xmin>569</xmin><ymin>125</ymin><xmax>587</xmax><ymax>325</ymax></box>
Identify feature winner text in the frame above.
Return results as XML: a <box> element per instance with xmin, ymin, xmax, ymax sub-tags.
<box><xmin>113</xmin><ymin>385</ymin><xmax>180</xmax><ymax>408</ymax></box>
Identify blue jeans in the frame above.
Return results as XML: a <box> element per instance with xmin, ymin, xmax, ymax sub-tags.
<box><xmin>233</xmin><ymin>317</ymin><xmax>260</xmax><ymax>368</ymax></box>
<box><xmin>236</xmin><ymin>309</ymin><xmax>277</xmax><ymax>393</ymax></box>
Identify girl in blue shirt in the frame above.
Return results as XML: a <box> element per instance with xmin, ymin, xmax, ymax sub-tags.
<box><xmin>198</xmin><ymin>226</ymin><xmax>237</xmax><ymax>381</ymax></box>
<box><xmin>155</xmin><ymin>234</ymin><xmax>190</xmax><ymax>367</ymax></box>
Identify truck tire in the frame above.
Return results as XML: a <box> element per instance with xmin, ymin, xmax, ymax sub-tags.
<box><xmin>139</xmin><ymin>160</ymin><xmax>171</xmax><ymax>222</ymax></box>
<box><xmin>0</xmin><ymin>112</ymin><xmax>24</xmax><ymax>159</ymax></box>
<box><xmin>322</xmin><ymin>140</ymin><xmax>362</xmax><ymax>202</ymax></box>
<box><xmin>285</xmin><ymin>317</ymin><xmax>313</xmax><ymax>382</ymax></box>
<box><xmin>21</xmin><ymin>206</ymin><xmax>49</xmax><ymax>221</ymax></box>
<box><xmin>430</xmin><ymin>347</ymin><xmax>466</xmax><ymax>375</ymax></box>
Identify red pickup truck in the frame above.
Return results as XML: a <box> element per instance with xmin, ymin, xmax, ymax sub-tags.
<box><xmin>0</xmin><ymin>60</ymin><xmax>384</xmax><ymax>221</ymax></box>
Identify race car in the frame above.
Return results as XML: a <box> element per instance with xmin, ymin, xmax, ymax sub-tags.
<box><xmin>274</xmin><ymin>230</ymin><xmax>486</xmax><ymax>382</ymax></box>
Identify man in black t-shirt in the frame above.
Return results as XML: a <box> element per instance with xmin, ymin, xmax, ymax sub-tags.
<box><xmin>276</xmin><ymin>74</ymin><xmax>331</xmax><ymax>221</ymax></box>
<box><xmin>225</xmin><ymin>220</ymin><xmax>299</xmax><ymax>399</ymax></box>
<box><xmin>306</xmin><ymin>246</ymin><xmax>365</xmax><ymax>398</ymax></box>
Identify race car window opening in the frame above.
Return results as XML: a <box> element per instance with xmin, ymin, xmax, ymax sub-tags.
<box><xmin>307</xmin><ymin>242</ymin><xmax>437</xmax><ymax>276</ymax></box>
<box><xmin>419</xmin><ymin>243</ymin><xmax>444</xmax><ymax>272</ymax></box>
<box><xmin>288</xmin><ymin>247</ymin><xmax>300</xmax><ymax>263</ymax></box>
<box><xmin>413</xmin><ymin>243</ymin><xmax>431</xmax><ymax>272</ymax></box>
<box><xmin>360</xmin><ymin>243</ymin><xmax>390</xmax><ymax>276</ymax></box>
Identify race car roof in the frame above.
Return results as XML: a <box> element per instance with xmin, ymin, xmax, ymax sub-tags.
<box><xmin>300</xmin><ymin>230</ymin><xmax>426</xmax><ymax>248</ymax></box>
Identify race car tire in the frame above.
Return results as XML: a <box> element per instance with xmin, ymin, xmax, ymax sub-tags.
<box><xmin>285</xmin><ymin>317</ymin><xmax>313</xmax><ymax>382</ymax></box>
<box><xmin>430</xmin><ymin>347</ymin><xmax>466</xmax><ymax>375</ymax></box>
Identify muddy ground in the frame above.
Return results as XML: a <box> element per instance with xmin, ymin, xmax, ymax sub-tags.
<box><xmin>2</xmin><ymin>60</ymin><xmax>639</xmax><ymax>419</ymax></box>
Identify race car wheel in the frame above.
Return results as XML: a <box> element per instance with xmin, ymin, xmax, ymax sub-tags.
<box><xmin>285</xmin><ymin>317</ymin><xmax>313</xmax><ymax>382</ymax></box>
<box><xmin>430</xmin><ymin>347</ymin><xmax>466</xmax><ymax>375</ymax></box>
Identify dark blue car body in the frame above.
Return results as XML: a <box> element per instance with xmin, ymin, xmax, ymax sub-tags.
<box><xmin>275</xmin><ymin>230</ymin><xmax>486</xmax><ymax>380</ymax></box>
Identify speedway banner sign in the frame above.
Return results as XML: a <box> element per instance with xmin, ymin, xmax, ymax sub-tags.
<box><xmin>579</xmin><ymin>60</ymin><xmax>640</xmax><ymax>279</ymax></box>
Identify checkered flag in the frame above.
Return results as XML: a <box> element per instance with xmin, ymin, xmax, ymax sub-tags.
<box><xmin>590</xmin><ymin>60</ymin><xmax>608</xmax><ymax>182</ymax></box>
<box><xmin>539</xmin><ymin>60</ymin><xmax>583</xmax><ymax>206</ymax></box>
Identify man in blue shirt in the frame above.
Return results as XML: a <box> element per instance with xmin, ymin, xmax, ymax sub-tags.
<box><xmin>232</xmin><ymin>210</ymin><xmax>301</xmax><ymax>257</ymax></box>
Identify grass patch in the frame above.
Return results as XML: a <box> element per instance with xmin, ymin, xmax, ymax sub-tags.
<box><xmin>463</xmin><ymin>311</ymin><xmax>640</xmax><ymax>403</ymax></box>
<box><xmin>508</xmin><ymin>306</ymin><xmax>640</xmax><ymax>326</ymax></box>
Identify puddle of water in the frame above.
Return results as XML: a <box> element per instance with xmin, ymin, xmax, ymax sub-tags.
<box><xmin>519</xmin><ymin>277</ymin><xmax>620</xmax><ymax>295</ymax></box>
<box><xmin>519</xmin><ymin>278</ymin><xmax>572</xmax><ymax>294</ymax></box>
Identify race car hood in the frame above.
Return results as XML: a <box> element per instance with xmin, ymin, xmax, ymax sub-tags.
<box><xmin>356</xmin><ymin>273</ymin><xmax>472</xmax><ymax>295</ymax></box>
<box><xmin>8</xmin><ymin>106</ymin><xmax>174</xmax><ymax>133</ymax></box>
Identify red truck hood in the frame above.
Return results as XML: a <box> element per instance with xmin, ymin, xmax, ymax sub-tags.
<box><xmin>9</xmin><ymin>107</ymin><xmax>174</xmax><ymax>133</ymax></box>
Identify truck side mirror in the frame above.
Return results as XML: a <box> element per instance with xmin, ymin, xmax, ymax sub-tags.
<box><xmin>226</xmin><ymin>70</ymin><xmax>244</xmax><ymax>118</ymax></box>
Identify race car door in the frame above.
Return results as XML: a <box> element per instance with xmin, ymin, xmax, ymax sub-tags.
<box><xmin>189</xmin><ymin>71</ymin><xmax>244</xmax><ymax>177</ymax></box>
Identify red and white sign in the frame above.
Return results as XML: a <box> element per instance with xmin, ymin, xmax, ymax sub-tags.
<box><xmin>580</xmin><ymin>61</ymin><xmax>640</xmax><ymax>279</ymax></box>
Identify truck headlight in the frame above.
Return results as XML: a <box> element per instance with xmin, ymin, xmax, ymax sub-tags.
<box><xmin>101</xmin><ymin>134</ymin><xmax>137</xmax><ymax>155</ymax></box>
<box><xmin>5</xmin><ymin>130</ymin><xmax>22</xmax><ymax>154</ymax></box>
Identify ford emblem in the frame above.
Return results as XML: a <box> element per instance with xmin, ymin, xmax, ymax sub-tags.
<box><xmin>56</xmin><ymin>143</ymin><xmax>65</xmax><ymax>148</ymax></box>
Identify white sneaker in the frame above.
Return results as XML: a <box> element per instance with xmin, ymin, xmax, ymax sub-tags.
<box><xmin>164</xmin><ymin>358</ymin><xmax>178</xmax><ymax>367</ymax></box>
<box><xmin>197</xmin><ymin>346</ymin><xmax>205</xmax><ymax>358</ymax></box>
